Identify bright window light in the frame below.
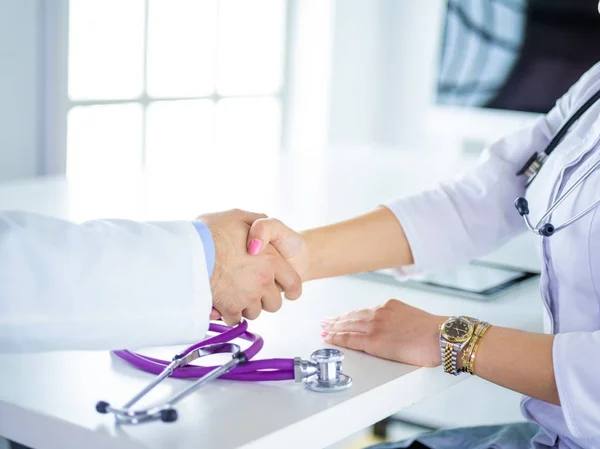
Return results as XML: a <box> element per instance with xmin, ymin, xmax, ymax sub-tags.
<box><xmin>216</xmin><ymin>97</ymin><xmax>281</xmax><ymax>156</ymax></box>
<box><xmin>145</xmin><ymin>100</ymin><xmax>215</xmax><ymax>176</ymax></box>
<box><xmin>68</xmin><ymin>0</ymin><xmax>145</xmax><ymax>100</ymax></box>
<box><xmin>217</xmin><ymin>0</ymin><xmax>286</xmax><ymax>96</ymax></box>
<box><xmin>67</xmin><ymin>104</ymin><xmax>143</xmax><ymax>179</ymax></box>
<box><xmin>66</xmin><ymin>0</ymin><xmax>286</xmax><ymax>180</ymax></box>
<box><xmin>146</xmin><ymin>0</ymin><xmax>218</xmax><ymax>98</ymax></box>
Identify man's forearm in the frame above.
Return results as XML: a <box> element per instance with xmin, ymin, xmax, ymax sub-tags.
<box><xmin>301</xmin><ymin>207</ymin><xmax>413</xmax><ymax>281</ymax></box>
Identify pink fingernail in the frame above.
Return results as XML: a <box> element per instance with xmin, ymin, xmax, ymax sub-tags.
<box><xmin>320</xmin><ymin>320</ymin><xmax>330</xmax><ymax>328</ymax></box>
<box><xmin>320</xmin><ymin>330</ymin><xmax>328</xmax><ymax>337</ymax></box>
<box><xmin>248</xmin><ymin>239</ymin><xmax>263</xmax><ymax>255</ymax></box>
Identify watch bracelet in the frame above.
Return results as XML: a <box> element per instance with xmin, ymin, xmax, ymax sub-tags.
<box><xmin>442</xmin><ymin>342</ymin><xmax>454</xmax><ymax>375</ymax></box>
<box><xmin>440</xmin><ymin>316</ymin><xmax>479</xmax><ymax>375</ymax></box>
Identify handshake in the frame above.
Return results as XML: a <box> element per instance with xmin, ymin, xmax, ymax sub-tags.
<box><xmin>199</xmin><ymin>209</ymin><xmax>309</xmax><ymax>325</ymax></box>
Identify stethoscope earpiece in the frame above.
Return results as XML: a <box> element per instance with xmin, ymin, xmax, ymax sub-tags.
<box><xmin>539</xmin><ymin>223</ymin><xmax>555</xmax><ymax>237</ymax></box>
<box><xmin>514</xmin><ymin>197</ymin><xmax>556</xmax><ymax>237</ymax></box>
<box><xmin>515</xmin><ymin>88</ymin><xmax>600</xmax><ymax>237</ymax></box>
<box><xmin>514</xmin><ymin>197</ymin><xmax>529</xmax><ymax>216</ymax></box>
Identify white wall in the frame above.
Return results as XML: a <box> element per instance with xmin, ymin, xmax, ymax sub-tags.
<box><xmin>285</xmin><ymin>0</ymin><xmax>335</xmax><ymax>153</ymax></box>
<box><xmin>379</xmin><ymin>0</ymin><xmax>447</xmax><ymax>149</ymax></box>
<box><xmin>327</xmin><ymin>0</ymin><xmax>446</xmax><ymax>150</ymax></box>
<box><xmin>0</xmin><ymin>0</ymin><xmax>41</xmax><ymax>181</ymax></box>
<box><xmin>328</xmin><ymin>0</ymin><xmax>383</xmax><ymax>149</ymax></box>
<box><xmin>326</xmin><ymin>0</ymin><xmax>532</xmax><ymax>153</ymax></box>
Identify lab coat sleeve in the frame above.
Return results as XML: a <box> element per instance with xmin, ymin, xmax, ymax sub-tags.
<box><xmin>0</xmin><ymin>211</ymin><xmax>213</xmax><ymax>353</ymax></box>
<box><xmin>553</xmin><ymin>331</ymin><xmax>600</xmax><ymax>438</ymax></box>
<box><xmin>385</xmin><ymin>62</ymin><xmax>600</xmax><ymax>275</ymax></box>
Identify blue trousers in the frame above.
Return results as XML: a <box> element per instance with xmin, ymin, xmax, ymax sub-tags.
<box><xmin>367</xmin><ymin>423</ymin><xmax>548</xmax><ymax>449</ymax></box>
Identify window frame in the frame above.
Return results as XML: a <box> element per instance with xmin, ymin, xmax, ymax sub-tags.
<box><xmin>41</xmin><ymin>0</ymin><xmax>293</xmax><ymax>176</ymax></box>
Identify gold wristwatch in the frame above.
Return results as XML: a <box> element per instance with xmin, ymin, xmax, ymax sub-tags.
<box><xmin>439</xmin><ymin>316</ymin><xmax>476</xmax><ymax>375</ymax></box>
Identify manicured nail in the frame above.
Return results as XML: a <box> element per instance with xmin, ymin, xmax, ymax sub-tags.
<box><xmin>320</xmin><ymin>320</ymin><xmax>331</xmax><ymax>328</ymax></box>
<box><xmin>320</xmin><ymin>330</ymin><xmax>328</xmax><ymax>337</ymax></box>
<box><xmin>248</xmin><ymin>239</ymin><xmax>263</xmax><ymax>255</ymax></box>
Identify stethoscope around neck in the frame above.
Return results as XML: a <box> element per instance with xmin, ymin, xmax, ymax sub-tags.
<box><xmin>514</xmin><ymin>88</ymin><xmax>600</xmax><ymax>237</ymax></box>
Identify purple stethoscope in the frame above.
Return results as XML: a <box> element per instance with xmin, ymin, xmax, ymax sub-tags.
<box><xmin>96</xmin><ymin>320</ymin><xmax>352</xmax><ymax>425</ymax></box>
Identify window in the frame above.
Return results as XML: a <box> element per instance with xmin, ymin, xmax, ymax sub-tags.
<box><xmin>64</xmin><ymin>0</ymin><xmax>286</xmax><ymax>180</ymax></box>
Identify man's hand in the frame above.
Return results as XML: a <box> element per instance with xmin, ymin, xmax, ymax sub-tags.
<box><xmin>246</xmin><ymin>218</ymin><xmax>310</xmax><ymax>282</ymax></box>
<box><xmin>198</xmin><ymin>210</ymin><xmax>302</xmax><ymax>325</ymax></box>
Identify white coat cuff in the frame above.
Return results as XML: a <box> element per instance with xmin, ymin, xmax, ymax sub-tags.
<box><xmin>184</xmin><ymin>222</ymin><xmax>213</xmax><ymax>337</ymax></box>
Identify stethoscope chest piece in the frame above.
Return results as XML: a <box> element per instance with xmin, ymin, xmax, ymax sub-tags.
<box><xmin>300</xmin><ymin>349</ymin><xmax>352</xmax><ymax>392</ymax></box>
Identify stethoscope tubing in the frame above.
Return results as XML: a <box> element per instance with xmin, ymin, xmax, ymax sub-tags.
<box><xmin>113</xmin><ymin>321</ymin><xmax>295</xmax><ymax>381</ymax></box>
<box><xmin>517</xmin><ymin>88</ymin><xmax>600</xmax><ymax>236</ymax></box>
<box><xmin>538</xmin><ymin>157</ymin><xmax>600</xmax><ymax>231</ymax></box>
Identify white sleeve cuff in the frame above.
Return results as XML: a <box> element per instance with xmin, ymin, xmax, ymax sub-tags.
<box><xmin>180</xmin><ymin>221</ymin><xmax>213</xmax><ymax>340</ymax></box>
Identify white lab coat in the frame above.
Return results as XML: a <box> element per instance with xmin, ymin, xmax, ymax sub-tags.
<box><xmin>0</xmin><ymin>211</ymin><xmax>212</xmax><ymax>353</ymax></box>
<box><xmin>387</xmin><ymin>62</ymin><xmax>600</xmax><ymax>448</ymax></box>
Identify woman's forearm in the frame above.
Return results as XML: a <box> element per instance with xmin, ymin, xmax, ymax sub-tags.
<box><xmin>469</xmin><ymin>326</ymin><xmax>559</xmax><ymax>405</ymax></box>
<box><xmin>302</xmin><ymin>207</ymin><xmax>413</xmax><ymax>281</ymax></box>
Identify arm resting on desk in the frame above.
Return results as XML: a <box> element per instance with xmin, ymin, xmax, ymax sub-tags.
<box><xmin>321</xmin><ymin>300</ymin><xmax>560</xmax><ymax>404</ymax></box>
<box><xmin>322</xmin><ymin>301</ymin><xmax>600</xmax><ymax>439</ymax></box>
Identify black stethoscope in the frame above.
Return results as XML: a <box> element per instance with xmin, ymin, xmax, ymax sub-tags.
<box><xmin>515</xmin><ymin>89</ymin><xmax>600</xmax><ymax>237</ymax></box>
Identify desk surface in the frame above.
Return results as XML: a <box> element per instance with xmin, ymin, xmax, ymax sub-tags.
<box><xmin>0</xmin><ymin>149</ymin><xmax>543</xmax><ymax>449</ymax></box>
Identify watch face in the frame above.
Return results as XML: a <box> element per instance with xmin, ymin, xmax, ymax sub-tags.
<box><xmin>441</xmin><ymin>317</ymin><xmax>473</xmax><ymax>343</ymax></box>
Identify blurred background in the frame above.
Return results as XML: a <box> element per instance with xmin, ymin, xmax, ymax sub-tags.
<box><xmin>2</xmin><ymin>1</ymin><xmax>600</xmax><ymax>447</ymax></box>
<box><xmin>2</xmin><ymin>0</ymin><xmax>600</xmax><ymax>184</ymax></box>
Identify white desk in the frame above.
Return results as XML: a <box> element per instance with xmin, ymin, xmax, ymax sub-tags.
<box><xmin>0</xmin><ymin>149</ymin><xmax>543</xmax><ymax>449</ymax></box>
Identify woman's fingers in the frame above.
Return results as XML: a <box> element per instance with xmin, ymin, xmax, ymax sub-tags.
<box><xmin>320</xmin><ymin>309</ymin><xmax>375</xmax><ymax>352</ymax></box>
<box><xmin>247</xmin><ymin>218</ymin><xmax>289</xmax><ymax>255</ymax></box>
<box><xmin>322</xmin><ymin>309</ymin><xmax>373</xmax><ymax>327</ymax></box>
<box><xmin>321</xmin><ymin>317</ymin><xmax>371</xmax><ymax>333</ymax></box>
<box><xmin>323</xmin><ymin>331</ymin><xmax>367</xmax><ymax>352</ymax></box>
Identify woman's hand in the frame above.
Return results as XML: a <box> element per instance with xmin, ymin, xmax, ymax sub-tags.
<box><xmin>246</xmin><ymin>218</ymin><xmax>310</xmax><ymax>284</ymax></box>
<box><xmin>321</xmin><ymin>299</ymin><xmax>447</xmax><ymax>367</ymax></box>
